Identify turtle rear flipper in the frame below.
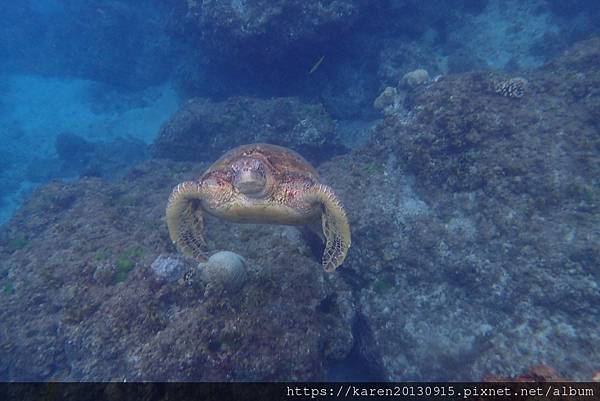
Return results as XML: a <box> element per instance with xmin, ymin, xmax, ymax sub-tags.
<box><xmin>166</xmin><ymin>181</ymin><xmax>209</xmax><ymax>261</ymax></box>
<box><xmin>305</xmin><ymin>184</ymin><xmax>351</xmax><ymax>272</ymax></box>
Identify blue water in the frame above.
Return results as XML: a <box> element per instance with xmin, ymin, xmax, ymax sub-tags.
<box><xmin>1</xmin><ymin>0</ymin><xmax>599</xmax><ymax>383</ymax></box>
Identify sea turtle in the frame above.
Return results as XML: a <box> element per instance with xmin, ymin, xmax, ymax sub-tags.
<box><xmin>166</xmin><ymin>143</ymin><xmax>351</xmax><ymax>271</ymax></box>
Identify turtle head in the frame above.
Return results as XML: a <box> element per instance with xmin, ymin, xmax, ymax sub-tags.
<box><xmin>231</xmin><ymin>157</ymin><xmax>269</xmax><ymax>197</ymax></box>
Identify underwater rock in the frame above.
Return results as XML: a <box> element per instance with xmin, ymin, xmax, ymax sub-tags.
<box><xmin>152</xmin><ymin>96</ymin><xmax>340</xmax><ymax>163</ymax></box>
<box><xmin>93</xmin><ymin>261</ymin><xmax>117</xmax><ymax>286</ymax></box>
<box><xmin>402</xmin><ymin>69</ymin><xmax>430</xmax><ymax>88</ymax></box>
<box><xmin>373</xmin><ymin>86</ymin><xmax>404</xmax><ymax>116</ymax></box>
<box><xmin>484</xmin><ymin>364</ymin><xmax>568</xmax><ymax>382</ymax></box>
<box><xmin>446</xmin><ymin>49</ymin><xmax>488</xmax><ymax>73</ymax></box>
<box><xmin>0</xmin><ymin>159</ymin><xmax>356</xmax><ymax>380</ymax></box>
<box><xmin>373</xmin><ymin>87</ymin><xmax>397</xmax><ymax>110</ymax></box>
<box><xmin>337</xmin><ymin>37</ymin><xmax>600</xmax><ymax>381</ymax></box>
<box><xmin>184</xmin><ymin>0</ymin><xmax>363</xmax><ymax>62</ymax></box>
<box><xmin>150</xmin><ymin>254</ymin><xmax>187</xmax><ymax>283</ymax></box>
<box><xmin>199</xmin><ymin>251</ymin><xmax>247</xmax><ymax>293</ymax></box>
<box><xmin>377</xmin><ymin>39</ymin><xmax>442</xmax><ymax>87</ymax></box>
<box><xmin>319</xmin><ymin>58</ymin><xmax>382</xmax><ymax>121</ymax></box>
<box><xmin>3</xmin><ymin>34</ymin><xmax>600</xmax><ymax>383</ymax></box>
<box><xmin>53</xmin><ymin>134</ymin><xmax>148</xmax><ymax>180</ymax></box>
<box><xmin>55</xmin><ymin>133</ymin><xmax>95</xmax><ymax>162</ymax></box>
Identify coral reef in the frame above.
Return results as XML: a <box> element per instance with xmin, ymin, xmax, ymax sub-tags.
<box><xmin>1</xmin><ymin>37</ymin><xmax>600</xmax><ymax>382</ymax></box>
<box><xmin>184</xmin><ymin>0</ymin><xmax>363</xmax><ymax>62</ymax></box>
<box><xmin>152</xmin><ymin>96</ymin><xmax>341</xmax><ymax>163</ymax></box>
<box><xmin>166</xmin><ymin>1</ymin><xmax>598</xmax><ymax>122</ymax></box>
<box><xmin>0</xmin><ymin>75</ymin><xmax>175</xmax><ymax>225</ymax></box>
<box><xmin>402</xmin><ymin>69</ymin><xmax>431</xmax><ymax>88</ymax></box>
<box><xmin>150</xmin><ymin>254</ymin><xmax>188</xmax><ymax>283</ymax></box>
<box><xmin>373</xmin><ymin>87</ymin><xmax>403</xmax><ymax>117</ymax></box>
<box><xmin>377</xmin><ymin>40</ymin><xmax>441</xmax><ymax>88</ymax></box>
<box><xmin>26</xmin><ymin>134</ymin><xmax>149</xmax><ymax>182</ymax></box>
<box><xmin>0</xmin><ymin>160</ymin><xmax>354</xmax><ymax>380</ymax></box>
<box><xmin>494</xmin><ymin>77</ymin><xmax>528</xmax><ymax>98</ymax></box>
<box><xmin>343</xmin><ymin>37</ymin><xmax>600</xmax><ymax>380</ymax></box>
<box><xmin>484</xmin><ymin>365</ymin><xmax>567</xmax><ymax>382</ymax></box>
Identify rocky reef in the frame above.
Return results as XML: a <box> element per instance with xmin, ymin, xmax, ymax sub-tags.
<box><xmin>152</xmin><ymin>96</ymin><xmax>341</xmax><ymax>163</ymax></box>
<box><xmin>345</xmin><ymin>37</ymin><xmax>600</xmax><ymax>380</ymax></box>
<box><xmin>0</xmin><ymin>160</ymin><xmax>354</xmax><ymax>380</ymax></box>
<box><xmin>183</xmin><ymin>0</ymin><xmax>364</xmax><ymax>63</ymax></box>
<box><xmin>23</xmin><ymin>134</ymin><xmax>148</xmax><ymax>185</ymax></box>
<box><xmin>1</xmin><ymin>38</ymin><xmax>599</xmax><ymax>381</ymax></box>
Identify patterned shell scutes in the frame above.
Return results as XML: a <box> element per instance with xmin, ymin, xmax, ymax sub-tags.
<box><xmin>206</xmin><ymin>143</ymin><xmax>320</xmax><ymax>181</ymax></box>
<box><xmin>271</xmin><ymin>173</ymin><xmax>313</xmax><ymax>204</ymax></box>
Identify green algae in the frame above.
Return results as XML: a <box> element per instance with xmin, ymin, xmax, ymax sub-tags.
<box><xmin>373</xmin><ymin>278</ymin><xmax>393</xmax><ymax>294</ymax></box>
<box><xmin>362</xmin><ymin>162</ymin><xmax>383</xmax><ymax>175</ymax></box>
<box><xmin>114</xmin><ymin>247</ymin><xmax>144</xmax><ymax>283</ymax></box>
<box><xmin>2</xmin><ymin>282</ymin><xmax>14</xmax><ymax>295</ymax></box>
<box><xmin>8</xmin><ymin>234</ymin><xmax>28</xmax><ymax>251</ymax></box>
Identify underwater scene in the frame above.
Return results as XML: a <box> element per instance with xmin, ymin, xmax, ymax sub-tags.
<box><xmin>0</xmin><ymin>0</ymin><xmax>599</xmax><ymax>382</ymax></box>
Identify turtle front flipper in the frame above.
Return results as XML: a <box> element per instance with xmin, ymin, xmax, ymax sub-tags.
<box><xmin>166</xmin><ymin>181</ymin><xmax>209</xmax><ymax>261</ymax></box>
<box><xmin>305</xmin><ymin>184</ymin><xmax>351</xmax><ymax>272</ymax></box>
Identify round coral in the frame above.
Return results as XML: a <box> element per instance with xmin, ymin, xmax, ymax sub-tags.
<box><xmin>200</xmin><ymin>251</ymin><xmax>247</xmax><ymax>293</ymax></box>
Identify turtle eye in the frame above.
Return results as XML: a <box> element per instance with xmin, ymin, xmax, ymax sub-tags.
<box><xmin>202</xmin><ymin>174</ymin><xmax>227</xmax><ymax>193</ymax></box>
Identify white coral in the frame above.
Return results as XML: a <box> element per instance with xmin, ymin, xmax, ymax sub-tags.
<box><xmin>200</xmin><ymin>251</ymin><xmax>247</xmax><ymax>292</ymax></box>
<box><xmin>402</xmin><ymin>69</ymin><xmax>430</xmax><ymax>88</ymax></box>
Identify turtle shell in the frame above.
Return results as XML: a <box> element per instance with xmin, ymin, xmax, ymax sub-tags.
<box><xmin>204</xmin><ymin>143</ymin><xmax>320</xmax><ymax>181</ymax></box>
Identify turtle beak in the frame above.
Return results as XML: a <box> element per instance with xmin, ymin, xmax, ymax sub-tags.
<box><xmin>232</xmin><ymin>157</ymin><xmax>268</xmax><ymax>196</ymax></box>
<box><xmin>234</xmin><ymin>169</ymin><xmax>266</xmax><ymax>195</ymax></box>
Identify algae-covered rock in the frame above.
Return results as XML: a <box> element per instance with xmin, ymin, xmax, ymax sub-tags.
<box><xmin>2</xmin><ymin>37</ymin><xmax>600</xmax><ymax>383</ymax></box>
<box><xmin>152</xmin><ymin>96</ymin><xmax>341</xmax><ymax>163</ymax></box>
<box><xmin>339</xmin><ymin>37</ymin><xmax>600</xmax><ymax>380</ymax></box>
<box><xmin>402</xmin><ymin>69</ymin><xmax>430</xmax><ymax>88</ymax></box>
<box><xmin>150</xmin><ymin>254</ymin><xmax>187</xmax><ymax>283</ymax></box>
<box><xmin>185</xmin><ymin>0</ymin><xmax>363</xmax><ymax>62</ymax></box>
<box><xmin>0</xmin><ymin>160</ymin><xmax>355</xmax><ymax>380</ymax></box>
